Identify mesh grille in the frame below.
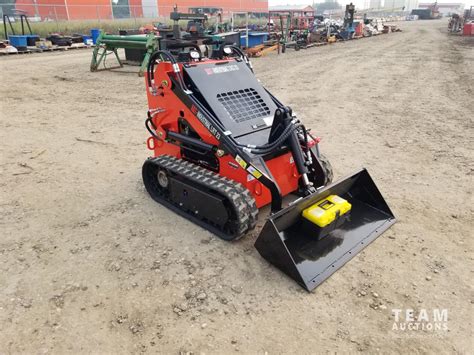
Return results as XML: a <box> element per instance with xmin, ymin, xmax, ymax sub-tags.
<box><xmin>217</xmin><ymin>88</ymin><xmax>271</xmax><ymax>123</ymax></box>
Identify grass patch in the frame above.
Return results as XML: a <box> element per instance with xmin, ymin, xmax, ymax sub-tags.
<box><xmin>1</xmin><ymin>18</ymin><xmax>166</xmax><ymax>38</ymax></box>
<box><xmin>1</xmin><ymin>16</ymin><xmax>268</xmax><ymax>39</ymax></box>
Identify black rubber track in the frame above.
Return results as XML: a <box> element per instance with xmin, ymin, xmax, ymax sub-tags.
<box><xmin>142</xmin><ymin>155</ymin><xmax>258</xmax><ymax>241</ymax></box>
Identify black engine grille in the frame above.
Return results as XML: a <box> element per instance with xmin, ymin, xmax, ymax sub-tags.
<box><xmin>217</xmin><ymin>88</ymin><xmax>271</xmax><ymax>123</ymax></box>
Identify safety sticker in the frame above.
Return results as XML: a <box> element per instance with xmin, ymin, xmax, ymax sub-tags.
<box><xmin>235</xmin><ymin>155</ymin><xmax>248</xmax><ymax>169</ymax></box>
<box><xmin>247</xmin><ymin>165</ymin><xmax>262</xmax><ymax>179</ymax></box>
<box><xmin>204</xmin><ymin>64</ymin><xmax>239</xmax><ymax>75</ymax></box>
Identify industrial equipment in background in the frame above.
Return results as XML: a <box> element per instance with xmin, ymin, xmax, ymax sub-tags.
<box><xmin>262</xmin><ymin>2</ymin><xmax>399</xmax><ymax>52</ymax></box>
<box><xmin>275</xmin><ymin>13</ymin><xmax>307</xmax><ymax>51</ymax></box>
<box><xmin>447</xmin><ymin>5</ymin><xmax>473</xmax><ymax>36</ymax></box>
<box><xmin>448</xmin><ymin>13</ymin><xmax>463</xmax><ymax>33</ymax></box>
<box><xmin>411</xmin><ymin>2</ymin><xmax>442</xmax><ymax>19</ymax></box>
<box><xmin>90</xmin><ymin>32</ymin><xmax>160</xmax><ymax>76</ymax></box>
<box><xmin>1</xmin><ymin>11</ymin><xmax>91</xmax><ymax>54</ymax></box>
<box><xmin>166</xmin><ymin>6</ymin><xmax>240</xmax><ymax>55</ymax></box>
<box><xmin>89</xmin><ymin>6</ymin><xmax>241</xmax><ymax>75</ymax></box>
<box><xmin>141</xmin><ymin>35</ymin><xmax>396</xmax><ymax>291</ymax></box>
<box><xmin>268</xmin><ymin>6</ymin><xmax>315</xmax><ymax>51</ymax></box>
<box><xmin>170</xmin><ymin>5</ymin><xmax>209</xmax><ymax>39</ymax></box>
<box><xmin>462</xmin><ymin>6</ymin><xmax>474</xmax><ymax>36</ymax></box>
<box><xmin>188</xmin><ymin>6</ymin><xmax>223</xmax><ymax>17</ymax></box>
<box><xmin>229</xmin><ymin>12</ymin><xmax>274</xmax><ymax>56</ymax></box>
<box><xmin>341</xmin><ymin>3</ymin><xmax>356</xmax><ymax>40</ymax></box>
<box><xmin>2</xmin><ymin>12</ymin><xmax>39</xmax><ymax>51</ymax></box>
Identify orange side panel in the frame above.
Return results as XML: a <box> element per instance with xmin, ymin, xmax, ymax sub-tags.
<box><xmin>144</xmin><ymin>60</ymin><xmax>299</xmax><ymax>210</ymax></box>
<box><xmin>144</xmin><ymin>63</ymin><xmax>219</xmax><ymax>159</ymax></box>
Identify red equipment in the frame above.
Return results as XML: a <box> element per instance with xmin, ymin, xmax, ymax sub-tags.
<box><xmin>142</xmin><ymin>41</ymin><xmax>395</xmax><ymax>291</ymax></box>
<box><xmin>463</xmin><ymin>23</ymin><xmax>474</xmax><ymax>36</ymax></box>
<box><xmin>268</xmin><ymin>8</ymin><xmax>315</xmax><ymax>31</ymax></box>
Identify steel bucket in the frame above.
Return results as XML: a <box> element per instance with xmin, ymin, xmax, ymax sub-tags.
<box><xmin>254</xmin><ymin>168</ymin><xmax>396</xmax><ymax>291</ymax></box>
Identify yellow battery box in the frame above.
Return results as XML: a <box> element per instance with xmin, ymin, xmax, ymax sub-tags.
<box><xmin>302</xmin><ymin>195</ymin><xmax>352</xmax><ymax>238</ymax></box>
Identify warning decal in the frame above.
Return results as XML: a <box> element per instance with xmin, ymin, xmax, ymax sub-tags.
<box><xmin>247</xmin><ymin>165</ymin><xmax>262</xmax><ymax>179</ymax></box>
<box><xmin>235</xmin><ymin>155</ymin><xmax>248</xmax><ymax>169</ymax></box>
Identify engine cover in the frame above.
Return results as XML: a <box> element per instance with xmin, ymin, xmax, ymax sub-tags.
<box><xmin>183</xmin><ymin>61</ymin><xmax>278</xmax><ymax>138</ymax></box>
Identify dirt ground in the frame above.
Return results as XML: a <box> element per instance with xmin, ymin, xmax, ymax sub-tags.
<box><xmin>1</xmin><ymin>19</ymin><xmax>473</xmax><ymax>354</ymax></box>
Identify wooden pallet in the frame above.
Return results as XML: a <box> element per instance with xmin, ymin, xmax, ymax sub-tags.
<box><xmin>26</xmin><ymin>45</ymin><xmax>67</xmax><ymax>53</ymax></box>
<box><xmin>32</xmin><ymin>44</ymin><xmax>90</xmax><ymax>51</ymax></box>
<box><xmin>65</xmin><ymin>43</ymin><xmax>92</xmax><ymax>50</ymax></box>
<box><xmin>43</xmin><ymin>46</ymin><xmax>67</xmax><ymax>52</ymax></box>
<box><xmin>0</xmin><ymin>49</ymin><xmax>32</xmax><ymax>55</ymax></box>
<box><xmin>26</xmin><ymin>46</ymin><xmax>43</xmax><ymax>53</ymax></box>
<box><xmin>307</xmin><ymin>42</ymin><xmax>328</xmax><ymax>47</ymax></box>
<box><xmin>8</xmin><ymin>44</ymin><xmax>91</xmax><ymax>55</ymax></box>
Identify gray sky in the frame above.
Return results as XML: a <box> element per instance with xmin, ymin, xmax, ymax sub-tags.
<box><xmin>268</xmin><ymin>0</ymin><xmax>474</xmax><ymax>10</ymax></box>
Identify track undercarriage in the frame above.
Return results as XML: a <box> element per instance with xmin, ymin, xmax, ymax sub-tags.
<box><xmin>143</xmin><ymin>155</ymin><xmax>258</xmax><ymax>240</ymax></box>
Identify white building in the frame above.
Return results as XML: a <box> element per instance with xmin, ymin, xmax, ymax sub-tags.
<box><xmin>418</xmin><ymin>3</ymin><xmax>465</xmax><ymax>16</ymax></box>
<box><xmin>384</xmin><ymin>0</ymin><xmax>419</xmax><ymax>12</ymax></box>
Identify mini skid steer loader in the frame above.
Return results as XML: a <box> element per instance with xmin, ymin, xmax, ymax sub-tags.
<box><xmin>142</xmin><ymin>42</ymin><xmax>395</xmax><ymax>291</ymax></box>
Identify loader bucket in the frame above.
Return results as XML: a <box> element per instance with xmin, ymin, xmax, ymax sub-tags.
<box><xmin>254</xmin><ymin>168</ymin><xmax>395</xmax><ymax>292</ymax></box>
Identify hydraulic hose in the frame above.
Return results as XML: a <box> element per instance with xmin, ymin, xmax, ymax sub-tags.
<box><xmin>147</xmin><ymin>50</ymin><xmax>187</xmax><ymax>93</ymax></box>
<box><xmin>224</xmin><ymin>45</ymin><xmax>253</xmax><ymax>72</ymax></box>
<box><xmin>145</xmin><ymin>111</ymin><xmax>162</xmax><ymax>141</ymax></box>
<box><xmin>235</xmin><ymin>118</ymin><xmax>298</xmax><ymax>150</ymax></box>
<box><xmin>238</xmin><ymin>122</ymin><xmax>304</xmax><ymax>155</ymax></box>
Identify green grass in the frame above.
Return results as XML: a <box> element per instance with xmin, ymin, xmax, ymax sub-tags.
<box><xmin>1</xmin><ymin>17</ymin><xmax>268</xmax><ymax>39</ymax></box>
<box><xmin>1</xmin><ymin>18</ymin><xmax>167</xmax><ymax>38</ymax></box>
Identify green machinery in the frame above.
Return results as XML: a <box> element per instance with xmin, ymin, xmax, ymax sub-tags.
<box><xmin>90</xmin><ymin>33</ymin><xmax>160</xmax><ymax>76</ymax></box>
<box><xmin>277</xmin><ymin>14</ymin><xmax>306</xmax><ymax>52</ymax></box>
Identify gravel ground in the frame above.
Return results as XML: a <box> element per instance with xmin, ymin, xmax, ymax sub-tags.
<box><xmin>0</xmin><ymin>19</ymin><xmax>472</xmax><ymax>354</ymax></box>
